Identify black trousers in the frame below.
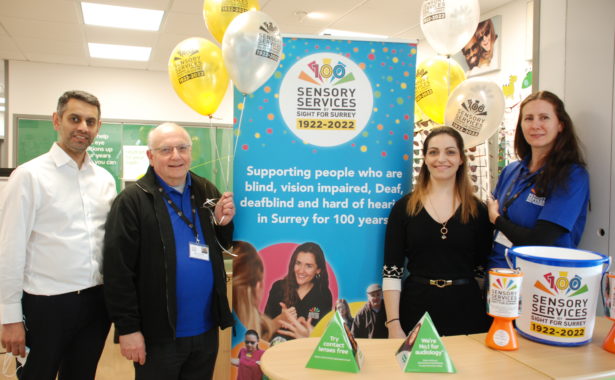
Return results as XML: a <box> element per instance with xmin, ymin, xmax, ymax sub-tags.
<box><xmin>135</xmin><ymin>328</ymin><xmax>219</xmax><ymax>380</ymax></box>
<box><xmin>19</xmin><ymin>285</ymin><xmax>110</xmax><ymax>380</ymax></box>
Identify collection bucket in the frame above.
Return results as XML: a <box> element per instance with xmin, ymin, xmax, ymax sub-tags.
<box><xmin>506</xmin><ymin>246</ymin><xmax>610</xmax><ymax>346</ymax></box>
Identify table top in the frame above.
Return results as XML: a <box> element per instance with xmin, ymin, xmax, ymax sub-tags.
<box><xmin>468</xmin><ymin>317</ymin><xmax>615</xmax><ymax>380</ymax></box>
<box><xmin>260</xmin><ymin>335</ymin><xmax>549</xmax><ymax>379</ymax></box>
<box><xmin>260</xmin><ymin>317</ymin><xmax>615</xmax><ymax>380</ymax></box>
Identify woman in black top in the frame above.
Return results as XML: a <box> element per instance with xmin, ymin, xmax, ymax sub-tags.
<box><xmin>264</xmin><ymin>242</ymin><xmax>332</xmax><ymax>339</ymax></box>
<box><xmin>382</xmin><ymin>127</ymin><xmax>492</xmax><ymax>337</ymax></box>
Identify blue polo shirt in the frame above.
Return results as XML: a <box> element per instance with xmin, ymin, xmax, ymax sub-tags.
<box><xmin>157</xmin><ymin>173</ymin><xmax>214</xmax><ymax>337</ymax></box>
<box><xmin>489</xmin><ymin>159</ymin><xmax>589</xmax><ymax>269</ymax></box>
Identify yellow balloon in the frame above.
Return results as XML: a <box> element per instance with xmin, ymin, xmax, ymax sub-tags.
<box><xmin>203</xmin><ymin>0</ymin><xmax>260</xmax><ymax>44</ymax></box>
<box><xmin>168</xmin><ymin>37</ymin><xmax>229</xmax><ymax>117</ymax></box>
<box><xmin>415</xmin><ymin>56</ymin><xmax>466</xmax><ymax>124</ymax></box>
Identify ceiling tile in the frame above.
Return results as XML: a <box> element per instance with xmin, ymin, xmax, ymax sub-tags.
<box><xmin>0</xmin><ymin>36</ymin><xmax>26</xmax><ymax>60</ymax></box>
<box><xmin>148</xmin><ymin>59</ymin><xmax>169</xmax><ymax>72</ymax></box>
<box><xmin>1</xmin><ymin>0</ymin><xmax>79</xmax><ymax>23</ymax></box>
<box><xmin>150</xmin><ymin>33</ymin><xmax>191</xmax><ymax>63</ymax></box>
<box><xmin>25</xmin><ymin>52</ymin><xmax>90</xmax><ymax>66</ymax></box>
<box><xmin>395</xmin><ymin>24</ymin><xmax>423</xmax><ymax>41</ymax></box>
<box><xmin>169</xmin><ymin>0</ymin><xmax>203</xmax><ymax>14</ymax></box>
<box><xmin>1</xmin><ymin>18</ymin><xmax>83</xmax><ymax>42</ymax></box>
<box><xmin>16</xmin><ymin>37</ymin><xmax>86</xmax><ymax>57</ymax></box>
<box><xmin>163</xmin><ymin>11</ymin><xmax>209</xmax><ymax>39</ymax></box>
<box><xmin>330</xmin><ymin>0</ymin><xmax>422</xmax><ymax>36</ymax></box>
<box><xmin>262</xmin><ymin>0</ymin><xmax>363</xmax><ymax>35</ymax></box>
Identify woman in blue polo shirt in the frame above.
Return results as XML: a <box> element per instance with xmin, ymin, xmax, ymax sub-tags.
<box><xmin>487</xmin><ymin>91</ymin><xmax>589</xmax><ymax>269</ymax></box>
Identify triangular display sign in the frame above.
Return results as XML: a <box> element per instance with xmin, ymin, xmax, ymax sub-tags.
<box><xmin>395</xmin><ymin>312</ymin><xmax>456</xmax><ymax>373</ymax></box>
<box><xmin>306</xmin><ymin>311</ymin><xmax>363</xmax><ymax>373</ymax></box>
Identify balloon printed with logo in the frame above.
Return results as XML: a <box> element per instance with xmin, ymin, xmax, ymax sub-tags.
<box><xmin>444</xmin><ymin>77</ymin><xmax>505</xmax><ymax>148</ymax></box>
<box><xmin>222</xmin><ymin>10</ymin><xmax>283</xmax><ymax>95</ymax></box>
<box><xmin>168</xmin><ymin>37</ymin><xmax>229</xmax><ymax>116</ymax></box>
<box><xmin>420</xmin><ymin>0</ymin><xmax>480</xmax><ymax>56</ymax></box>
<box><xmin>415</xmin><ymin>56</ymin><xmax>465</xmax><ymax>124</ymax></box>
<box><xmin>203</xmin><ymin>0</ymin><xmax>260</xmax><ymax>44</ymax></box>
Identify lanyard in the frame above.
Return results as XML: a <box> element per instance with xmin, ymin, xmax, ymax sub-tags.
<box><xmin>157</xmin><ymin>186</ymin><xmax>201</xmax><ymax>244</ymax></box>
<box><xmin>500</xmin><ymin>168</ymin><xmax>542</xmax><ymax>217</ymax></box>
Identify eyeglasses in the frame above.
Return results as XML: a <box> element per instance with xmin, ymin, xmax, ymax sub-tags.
<box><xmin>244</xmin><ymin>340</ymin><xmax>257</xmax><ymax>345</ymax></box>
<box><xmin>151</xmin><ymin>144</ymin><xmax>192</xmax><ymax>156</ymax></box>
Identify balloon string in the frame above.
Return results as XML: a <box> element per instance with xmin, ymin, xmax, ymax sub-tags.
<box><xmin>447</xmin><ymin>55</ymin><xmax>451</xmax><ymax>97</ymax></box>
<box><xmin>209</xmin><ymin>115</ymin><xmax>230</xmax><ymax>193</ymax></box>
<box><xmin>225</xmin><ymin>94</ymin><xmax>247</xmax><ymax>192</ymax></box>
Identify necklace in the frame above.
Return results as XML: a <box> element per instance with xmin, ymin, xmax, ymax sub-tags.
<box><xmin>428</xmin><ymin>196</ymin><xmax>455</xmax><ymax>240</ymax></box>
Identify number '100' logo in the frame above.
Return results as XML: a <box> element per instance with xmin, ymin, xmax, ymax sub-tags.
<box><xmin>544</xmin><ymin>272</ymin><xmax>582</xmax><ymax>292</ymax></box>
<box><xmin>308</xmin><ymin>61</ymin><xmax>346</xmax><ymax>81</ymax></box>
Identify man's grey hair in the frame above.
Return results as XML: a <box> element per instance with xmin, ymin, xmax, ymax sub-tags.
<box><xmin>147</xmin><ymin>122</ymin><xmax>191</xmax><ymax>149</ymax></box>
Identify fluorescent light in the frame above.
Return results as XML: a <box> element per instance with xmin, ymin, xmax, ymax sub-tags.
<box><xmin>88</xmin><ymin>43</ymin><xmax>151</xmax><ymax>61</ymax></box>
<box><xmin>81</xmin><ymin>2</ymin><xmax>163</xmax><ymax>31</ymax></box>
<box><xmin>306</xmin><ymin>12</ymin><xmax>327</xmax><ymax>20</ymax></box>
<box><xmin>320</xmin><ymin>29</ymin><xmax>388</xmax><ymax>39</ymax></box>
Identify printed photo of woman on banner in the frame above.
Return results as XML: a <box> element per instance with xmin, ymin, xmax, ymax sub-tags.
<box><xmin>264</xmin><ymin>242</ymin><xmax>333</xmax><ymax>343</ymax></box>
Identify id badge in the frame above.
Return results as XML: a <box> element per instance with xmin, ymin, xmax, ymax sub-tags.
<box><xmin>189</xmin><ymin>242</ymin><xmax>210</xmax><ymax>261</ymax></box>
<box><xmin>494</xmin><ymin>230</ymin><xmax>513</xmax><ymax>248</ymax></box>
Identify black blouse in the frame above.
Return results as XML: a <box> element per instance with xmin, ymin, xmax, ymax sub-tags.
<box><xmin>264</xmin><ymin>279</ymin><xmax>332</xmax><ymax>326</ymax></box>
<box><xmin>383</xmin><ymin>194</ymin><xmax>493</xmax><ymax>281</ymax></box>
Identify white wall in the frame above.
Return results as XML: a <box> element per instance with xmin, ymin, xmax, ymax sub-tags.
<box><xmin>537</xmin><ymin>0</ymin><xmax>615</xmax><ymax>258</ymax></box>
<box><xmin>6</xmin><ymin>61</ymin><xmax>234</xmax><ymax>166</ymax></box>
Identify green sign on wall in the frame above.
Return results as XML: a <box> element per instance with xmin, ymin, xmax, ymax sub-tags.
<box><xmin>16</xmin><ymin>118</ymin><xmax>232</xmax><ymax>192</ymax></box>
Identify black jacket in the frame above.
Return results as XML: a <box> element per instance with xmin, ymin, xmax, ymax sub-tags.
<box><xmin>103</xmin><ymin>166</ymin><xmax>234</xmax><ymax>343</ymax></box>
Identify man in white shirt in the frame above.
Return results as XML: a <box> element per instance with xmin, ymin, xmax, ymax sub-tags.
<box><xmin>0</xmin><ymin>91</ymin><xmax>117</xmax><ymax>380</ymax></box>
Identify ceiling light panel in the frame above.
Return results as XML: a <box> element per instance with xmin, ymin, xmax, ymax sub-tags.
<box><xmin>88</xmin><ymin>43</ymin><xmax>151</xmax><ymax>61</ymax></box>
<box><xmin>81</xmin><ymin>2</ymin><xmax>164</xmax><ymax>31</ymax></box>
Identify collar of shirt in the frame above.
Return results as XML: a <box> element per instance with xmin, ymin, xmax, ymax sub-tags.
<box><xmin>154</xmin><ymin>171</ymin><xmax>203</xmax><ymax>244</ymax></box>
<box><xmin>155</xmin><ymin>171</ymin><xmax>191</xmax><ymax>195</ymax></box>
<box><xmin>49</xmin><ymin>142</ymin><xmax>93</xmax><ymax>170</ymax></box>
<box><xmin>519</xmin><ymin>156</ymin><xmax>544</xmax><ymax>177</ymax></box>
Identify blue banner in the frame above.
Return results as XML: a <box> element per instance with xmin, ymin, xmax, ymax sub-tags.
<box><xmin>231</xmin><ymin>36</ymin><xmax>417</xmax><ymax>367</ymax></box>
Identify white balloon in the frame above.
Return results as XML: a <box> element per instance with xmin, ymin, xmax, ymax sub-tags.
<box><xmin>420</xmin><ymin>0</ymin><xmax>480</xmax><ymax>56</ymax></box>
<box><xmin>222</xmin><ymin>10</ymin><xmax>283</xmax><ymax>95</ymax></box>
<box><xmin>444</xmin><ymin>78</ymin><xmax>505</xmax><ymax>148</ymax></box>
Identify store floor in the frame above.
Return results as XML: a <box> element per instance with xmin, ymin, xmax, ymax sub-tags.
<box><xmin>0</xmin><ymin>326</ymin><xmax>133</xmax><ymax>380</ymax></box>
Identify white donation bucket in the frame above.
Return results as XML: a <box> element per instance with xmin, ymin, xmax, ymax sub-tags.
<box><xmin>507</xmin><ymin>246</ymin><xmax>610</xmax><ymax>346</ymax></box>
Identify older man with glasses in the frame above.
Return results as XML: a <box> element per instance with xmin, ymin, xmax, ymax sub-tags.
<box><xmin>351</xmin><ymin>283</ymin><xmax>388</xmax><ymax>339</ymax></box>
<box><xmin>103</xmin><ymin>122</ymin><xmax>235</xmax><ymax>380</ymax></box>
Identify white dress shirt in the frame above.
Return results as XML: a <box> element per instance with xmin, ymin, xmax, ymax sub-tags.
<box><xmin>0</xmin><ymin>143</ymin><xmax>116</xmax><ymax>324</ymax></box>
